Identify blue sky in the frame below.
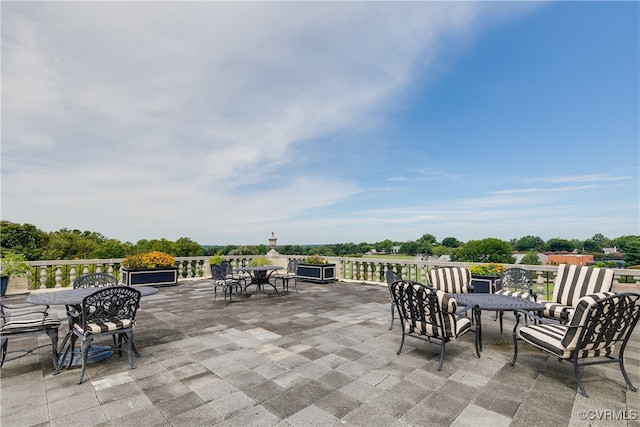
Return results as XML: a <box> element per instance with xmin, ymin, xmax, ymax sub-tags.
<box><xmin>2</xmin><ymin>2</ymin><xmax>638</xmax><ymax>246</ymax></box>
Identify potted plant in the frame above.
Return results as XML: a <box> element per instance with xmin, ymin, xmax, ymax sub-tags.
<box><xmin>1</xmin><ymin>251</ymin><xmax>31</xmax><ymax>296</ymax></box>
<box><xmin>469</xmin><ymin>263</ymin><xmax>505</xmax><ymax>293</ymax></box>
<box><xmin>298</xmin><ymin>255</ymin><xmax>336</xmax><ymax>283</ymax></box>
<box><xmin>121</xmin><ymin>251</ymin><xmax>178</xmax><ymax>287</ymax></box>
<box><xmin>249</xmin><ymin>257</ymin><xmax>272</xmax><ymax>266</ymax></box>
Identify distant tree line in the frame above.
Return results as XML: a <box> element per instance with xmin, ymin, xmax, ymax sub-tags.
<box><xmin>1</xmin><ymin>221</ymin><xmax>639</xmax><ymax>267</ymax></box>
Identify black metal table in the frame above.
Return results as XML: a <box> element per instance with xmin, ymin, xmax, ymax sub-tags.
<box><xmin>26</xmin><ymin>286</ymin><xmax>158</xmax><ymax>368</ymax></box>
<box><xmin>237</xmin><ymin>266</ymin><xmax>283</xmax><ymax>297</ymax></box>
<box><xmin>450</xmin><ymin>293</ymin><xmax>545</xmax><ymax>352</ymax></box>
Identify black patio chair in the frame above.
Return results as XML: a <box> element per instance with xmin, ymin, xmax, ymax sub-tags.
<box><xmin>211</xmin><ymin>264</ymin><xmax>242</xmax><ymax>305</ymax></box>
<box><xmin>385</xmin><ymin>269</ymin><xmax>400</xmax><ymax>330</ymax></box>
<box><xmin>493</xmin><ymin>268</ymin><xmax>535</xmax><ymax>332</ymax></box>
<box><xmin>73</xmin><ymin>273</ymin><xmax>119</xmax><ymax>288</ymax></box>
<box><xmin>391</xmin><ymin>280</ymin><xmax>479</xmax><ymax>370</ymax></box>
<box><xmin>1</xmin><ymin>301</ymin><xmax>60</xmax><ymax>369</ymax></box>
<box><xmin>273</xmin><ymin>259</ymin><xmax>300</xmax><ymax>293</ymax></box>
<box><xmin>511</xmin><ymin>291</ymin><xmax>640</xmax><ymax>398</ymax></box>
<box><xmin>69</xmin><ymin>286</ymin><xmax>141</xmax><ymax>384</ymax></box>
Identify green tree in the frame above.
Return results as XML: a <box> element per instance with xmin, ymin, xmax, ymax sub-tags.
<box><xmin>520</xmin><ymin>251</ymin><xmax>541</xmax><ymax>265</ymax></box>
<box><xmin>44</xmin><ymin>229</ymin><xmax>102</xmax><ymax>259</ymax></box>
<box><xmin>441</xmin><ymin>237</ymin><xmax>462</xmax><ymax>248</ymax></box>
<box><xmin>453</xmin><ymin>238</ymin><xmax>515</xmax><ymax>263</ymax></box>
<box><xmin>613</xmin><ymin>235</ymin><xmax>640</xmax><ymax>252</ymax></box>
<box><xmin>375</xmin><ymin>239</ymin><xmax>394</xmax><ymax>253</ymax></box>
<box><xmin>582</xmin><ymin>239</ymin><xmax>602</xmax><ymax>253</ymax></box>
<box><xmin>90</xmin><ymin>239</ymin><xmax>128</xmax><ymax>259</ymax></box>
<box><xmin>546</xmin><ymin>238</ymin><xmax>575</xmax><ymax>252</ymax></box>
<box><xmin>0</xmin><ymin>221</ymin><xmax>49</xmax><ymax>260</ymax></box>
<box><xmin>400</xmin><ymin>241</ymin><xmax>419</xmax><ymax>256</ymax></box>
<box><xmin>174</xmin><ymin>237</ymin><xmax>204</xmax><ymax>257</ymax></box>
<box><xmin>514</xmin><ymin>235</ymin><xmax>545</xmax><ymax>251</ymax></box>
<box><xmin>623</xmin><ymin>241</ymin><xmax>640</xmax><ymax>267</ymax></box>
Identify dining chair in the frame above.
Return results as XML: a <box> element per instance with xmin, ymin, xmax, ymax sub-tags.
<box><xmin>1</xmin><ymin>301</ymin><xmax>61</xmax><ymax>369</ymax></box>
<box><xmin>273</xmin><ymin>259</ymin><xmax>300</xmax><ymax>293</ymax></box>
<box><xmin>390</xmin><ymin>279</ymin><xmax>478</xmax><ymax>370</ymax></box>
<box><xmin>493</xmin><ymin>268</ymin><xmax>535</xmax><ymax>332</ymax></box>
<box><xmin>69</xmin><ymin>286</ymin><xmax>141</xmax><ymax>384</ymax></box>
<box><xmin>211</xmin><ymin>264</ymin><xmax>242</xmax><ymax>305</ymax></box>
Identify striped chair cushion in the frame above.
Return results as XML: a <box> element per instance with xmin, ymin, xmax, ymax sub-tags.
<box><xmin>561</xmin><ymin>292</ymin><xmax>616</xmax><ymax>350</ymax></box>
<box><xmin>428</xmin><ymin>267</ymin><xmax>472</xmax><ymax>294</ymax></box>
<box><xmin>405</xmin><ymin>314</ymin><xmax>471</xmax><ymax>340</ymax></box>
<box><xmin>540</xmin><ymin>265</ymin><xmax>614</xmax><ymax>321</ymax></box>
<box><xmin>495</xmin><ymin>289</ymin><xmax>531</xmax><ymax>299</ymax></box>
<box><xmin>74</xmin><ymin>319</ymin><xmax>134</xmax><ymax>336</ymax></box>
<box><xmin>403</xmin><ymin>289</ymin><xmax>470</xmax><ymax>339</ymax></box>
<box><xmin>551</xmin><ymin>265</ymin><xmax>614</xmax><ymax>308</ymax></box>
<box><xmin>1</xmin><ymin>317</ymin><xmax>61</xmax><ymax>334</ymax></box>
<box><xmin>518</xmin><ymin>323</ymin><xmax>614</xmax><ymax>359</ymax></box>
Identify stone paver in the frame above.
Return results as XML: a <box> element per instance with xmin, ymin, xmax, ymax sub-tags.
<box><xmin>0</xmin><ymin>279</ymin><xmax>638</xmax><ymax>426</ymax></box>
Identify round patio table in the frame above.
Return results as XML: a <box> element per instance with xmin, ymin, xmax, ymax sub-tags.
<box><xmin>237</xmin><ymin>266</ymin><xmax>283</xmax><ymax>297</ymax></box>
<box><xmin>26</xmin><ymin>285</ymin><xmax>158</xmax><ymax>369</ymax></box>
<box><xmin>450</xmin><ymin>293</ymin><xmax>545</xmax><ymax>353</ymax></box>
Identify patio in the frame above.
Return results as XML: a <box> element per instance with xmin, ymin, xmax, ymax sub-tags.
<box><xmin>1</xmin><ymin>279</ymin><xmax>639</xmax><ymax>426</ymax></box>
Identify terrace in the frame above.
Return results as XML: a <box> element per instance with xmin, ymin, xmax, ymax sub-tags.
<box><xmin>1</xmin><ymin>272</ymin><xmax>639</xmax><ymax>426</ymax></box>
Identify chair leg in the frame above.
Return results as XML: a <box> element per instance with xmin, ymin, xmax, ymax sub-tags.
<box><xmin>396</xmin><ymin>332</ymin><xmax>405</xmax><ymax>355</ymax></box>
<box><xmin>437</xmin><ymin>341</ymin><xmax>446</xmax><ymax>371</ymax></box>
<box><xmin>126</xmin><ymin>331</ymin><xmax>136</xmax><ymax>369</ymax></box>
<box><xmin>77</xmin><ymin>337</ymin><xmax>92</xmax><ymax>385</ymax></box>
<box><xmin>293</xmin><ymin>277</ymin><xmax>298</xmax><ymax>293</ymax></box>
<box><xmin>388</xmin><ymin>302</ymin><xmax>395</xmax><ymax>330</ymax></box>
<box><xmin>572</xmin><ymin>353</ymin><xmax>588</xmax><ymax>398</ymax></box>
<box><xmin>619</xmin><ymin>354</ymin><xmax>638</xmax><ymax>391</ymax></box>
<box><xmin>46</xmin><ymin>328</ymin><xmax>59</xmax><ymax>370</ymax></box>
<box><xmin>0</xmin><ymin>338</ymin><xmax>7</xmax><ymax>368</ymax></box>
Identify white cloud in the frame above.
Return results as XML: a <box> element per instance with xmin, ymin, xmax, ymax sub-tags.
<box><xmin>1</xmin><ymin>2</ymin><xmax>549</xmax><ymax>243</ymax></box>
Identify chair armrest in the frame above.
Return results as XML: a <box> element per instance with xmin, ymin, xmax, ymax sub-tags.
<box><xmin>512</xmin><ymin>308</ymin><xmax>554</xmax><ymax>326</ymax></box>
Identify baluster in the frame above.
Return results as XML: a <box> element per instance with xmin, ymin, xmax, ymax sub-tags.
<box><xmin>107</xmin><ymin>263</ymin><xmax>114</xmax><ymax>276</ymax></box>
<box><xmin>187</xmin><ymin>261</ymin><xmax>193</xmax><ymax>278</ymax></box>
<box><xmin>55</xmin><ymin>265</ymin><xmax>63</xmax><ymax>288</ymax></box>
<box><xmin>358</xmin><ymin>262</ymin><xmax>365</xmax><ymax>281</ymax></box>
<box><xmin>95</xmin><ymin>264</ymin><xmax>102</xmax><ymax>273</ymax></box>
<box><xmin>83</xmin><ymin>265</ymin><xmax>89</xmax><ymax>276</ymax></box>
<box><xmin>70</xmin><ymin>265</ymin><xmax>77</xmax><ymax>285</ymax></box>
<box><xmin>178</xmin><ymin>262</ymin><xmax>184</xmax><ymax>279</ymax></box>
<box><xmin>39</xmin><ymin>265</ymin><xmax>47</xmax><ymax>289</ymax></box>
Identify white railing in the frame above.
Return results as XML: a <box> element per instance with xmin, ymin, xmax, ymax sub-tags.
<box><xmin>24</xmin><ymin>256</ymin><xmax>640</xmax><ymax>300</ymax></box>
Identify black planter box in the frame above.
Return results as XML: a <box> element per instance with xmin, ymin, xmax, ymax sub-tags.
<box><xmin>471</xmin><ymin>275</ymin><xmax>499</xmax><ymax>293</ymax></box>
<box><xmin>122</xmin><ymin>267</ymin><xmax>178</xmax><ymax>287</ymax></box>
<box><xmin>297</xmin><ymin>263</ymin><xmax>336</xmax><ymax>283</ymax></box>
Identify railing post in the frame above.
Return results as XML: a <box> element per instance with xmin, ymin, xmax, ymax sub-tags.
<box><xmin>39</xmin><ymin>265</ymin><xmax>47</xmax><ymax>290</ymax></box>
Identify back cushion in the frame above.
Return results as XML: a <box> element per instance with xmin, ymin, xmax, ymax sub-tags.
<box><xmin>551</xmin><ymin>265</ymin><xmax>614</xmax><ymax>307</ymax></box>
<box><xmin>561</xmin><ymin>292</ymin><xmax>617</xmax><ymax>350</ymax></box>
<box><xmin>429</xmin><ymin>267</ymin><xmax>471</xmax><ymax>294</ymax></box>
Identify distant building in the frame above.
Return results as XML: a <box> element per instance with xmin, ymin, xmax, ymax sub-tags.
<box><xmin>603</xmin><ymin>247</ymin><xmax>618</xmax><ymax>254</ymax></box>
<box><xmin>546</xmin><ymin>253</ymin><xmax>594</xmax><ymax>266</ymax></box>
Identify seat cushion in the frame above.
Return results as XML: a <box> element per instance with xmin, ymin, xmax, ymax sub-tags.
<box><xmin>540</xmin><ymin>301</ymin><xmax>571</xmax><ymax>321</ymax></box>
<box><xmin>495</xmin><ymin>289</ymin><xmax>531</xmax><ymax>299</ymax></box>
<box><xmin>74</xmin><ymin>319</ymin><xmax>133</xmax><ymax>335</ymax></box>
<box><xmin>405</xmin><ymin>315</ymin><xmax>471</xmax><ymax>340</ymax></box>
<box><xmin>1</xmin><ymin>317</ymin><xmax>61</xmax><ymax>334</ymax></box>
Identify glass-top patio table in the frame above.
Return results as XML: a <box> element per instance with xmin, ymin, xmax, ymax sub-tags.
<box><xmin>450</xmin><ymin>293</ymin><xmax>545</xmax><ymax>353</ymax></box>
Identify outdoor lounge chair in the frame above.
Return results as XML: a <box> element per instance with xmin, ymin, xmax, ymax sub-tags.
<box><xmin>511</xmin><ymin>291</ymin><xmax>640</xmax><ymax>398</ymax></box>
<box><xmin>541</xmin><ymin>264</ymin><xmax>614</xmax><ymax>323</ymax></box>
<box><xmin>390</xmin><ymin>280</ymin><xmax>478</xmax><ymax>370</ymax></box>
<box><xmin>428</xmin><ymin>266</ymin><xmax>472</xmax><ymax>294</ymax></box>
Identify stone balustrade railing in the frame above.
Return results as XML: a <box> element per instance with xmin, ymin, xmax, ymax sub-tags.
<box><xmin>23</xmin><ymin>256</ymin><xmax>640</xmax><ymax>301</ymax></box>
